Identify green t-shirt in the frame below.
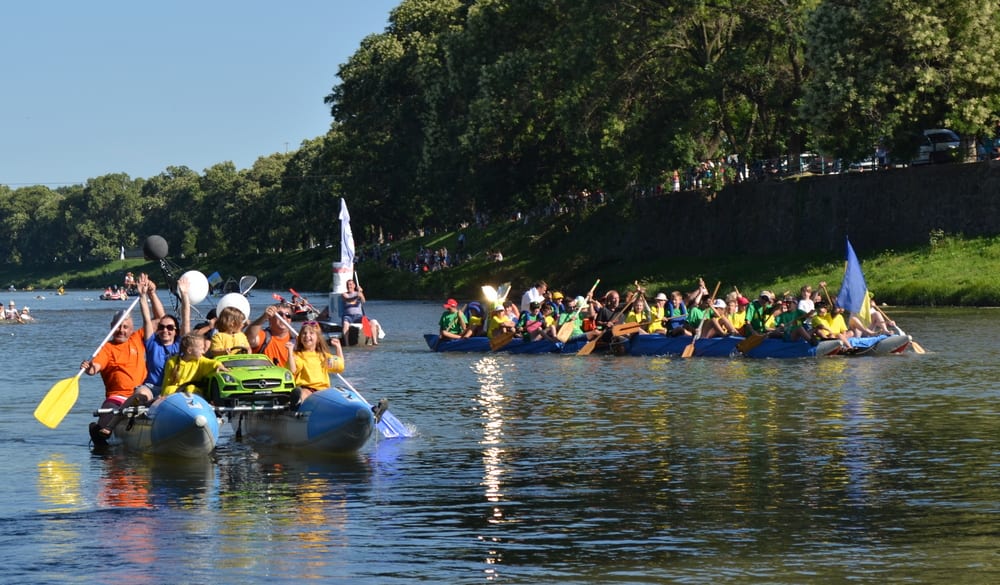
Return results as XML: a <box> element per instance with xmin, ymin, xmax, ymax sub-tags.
<box><xmin>687</xmin><ymin>306</ymin><xmax>712</xmax><ymax>327</ymax></box>
<box><xmin>439</xmin><ymin>311</ymin><xmax>463</xmax><ymax>335</ymax></box>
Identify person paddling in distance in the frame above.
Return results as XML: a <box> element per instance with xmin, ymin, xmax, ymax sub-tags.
<box><xmin>82</xmin><ymin>308</ymin><xmax>151</xmax><ymax>445</ymax></box>
<box><xmin>438</xmin><ymin>298</ymin><xmax>466</xmax><ymax>342</ymax></box>
<box><xmin>285</xmin><ymin>321</ymin><xmax>344</xmax><ymax>410</ymax></box>
<box><xmin>647</xmin><ymin>293</ymin><xmax>669</xmax><ymax>334</ymax></box>
<box><xmin>158</xmin><ymin>332</ymin><xmax>227</xmax><ymax>399</ymax></box>
<box><xmin>207</xmin><ymin>306</ymin><xmax>251</xmax><ymax>357</ymax></box>
<box><xmin>245</xmin><ymin>303</ymin><xmax>294</xmax><ymax>367</ymax></box>
<box><xmin>341</xmin><ymin>279</ymin><xmax>381</xmax><ymax>345</ymax></box>
<box><xmin>663</xmin><ymin>290</ymin><xmax>689</xmax><ymax>336</ymax></box>
<box><xmin>486</xmin><ymin>303</ymin><xmax>516</xmax><ymax>338</ymax></box>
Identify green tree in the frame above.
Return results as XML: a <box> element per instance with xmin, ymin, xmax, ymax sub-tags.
<box><xmin>803</xmin><ymin>0</ymin><xmax>1000</xmax><ymax>161</ymax></box>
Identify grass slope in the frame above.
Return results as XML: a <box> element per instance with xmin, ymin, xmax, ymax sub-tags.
<box><xmin>2</xmin><ymin>213</ymin><xmax>998</xmax><ymax>306</ymax></box>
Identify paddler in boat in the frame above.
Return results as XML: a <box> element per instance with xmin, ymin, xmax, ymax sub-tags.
<box><xmin>81</xmin><ymin>307</ymin><xmax>151</xmax><ymax>445</ymax></box>
<box><xmin>647</xmin><ymin>293</ymin><xmax>669</xmax><ymax>334</ymax></box>
<box><xmin>438</xmin><ymin>298</ymin><xmax>465</xmax><ymax>342</ymax></box>
<box><xmin>285</xmin><ymin>321</ymin><xmax>344</xmax><ymax>410</ymax></box>
<box><xmin>624</xmin><ymin>295</ymin><xmax>652</xmax><ymax>334</ymax></box>
<box><xmin>556</xmin><ymin>296</ymin><xmax>588</xmax><ymax>339</ymax></box>
<box><xmin>246</xmin><ymin>303</ymin><xmax>294</xmax><ymax>367</ymax></box>
<box><xmin>590</xmin><ymin>290</ymin><xmax>624</xmax><ymax>343</ymax></box>
<box><xmin>486</xmin><ymin>303</ymin><xmax>516</xmax><ymax>338</ymax></box>
<box><xmin>4</xmin><ymin>300</ymin><xmax>17</xmax><ymax>320</ymax></box>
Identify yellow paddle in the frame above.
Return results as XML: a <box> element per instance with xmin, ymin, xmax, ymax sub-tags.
<box><xmin>34</xmin><ymin>296</ymin><xmax>141</xmax><ymax>429</ymax></box>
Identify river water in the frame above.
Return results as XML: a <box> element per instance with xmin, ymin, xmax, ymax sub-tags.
<box><xmin>0</xmin><ymin>290</ymin><xmax>996</xmax><ymax>584</ymax></box>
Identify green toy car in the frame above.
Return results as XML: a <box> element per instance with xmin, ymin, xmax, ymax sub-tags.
<box><xmin>207</xmin><ymin>353</ymin><xmax>294</xmax><ymax>405</ymax></box>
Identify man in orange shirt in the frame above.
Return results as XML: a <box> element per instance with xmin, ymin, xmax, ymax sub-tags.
<box><xmin>82</xmin><ymin>309</ymin><xmax>149</xmax><ymax>444</ymax></box>
<box><xmin>246</xmin><ymin>303</ymin><xmax>293</xmax><ymax>367</ymax></box>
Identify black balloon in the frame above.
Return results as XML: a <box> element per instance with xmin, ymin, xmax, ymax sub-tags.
<box><xmin>143</xmin><ymin>235</ymin><xmax>168</xmax><ymax>260</ymax></box>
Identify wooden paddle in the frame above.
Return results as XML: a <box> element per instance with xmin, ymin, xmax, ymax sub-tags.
<box><xmin>682</xmin><ymin>281</ymin><xmax>720</xmax><ymax>358</ymax></box>
<box><xmin>611</xmin><ymin>320</ymin><xmax>651</xmax><ymax>336</ymax></box>
<box><xmin>34</xmin><ymin>296</ymin><xmax>142</xmax><ymax>429</ymax></box>
<box><xmin>872</xmin><ymin>303</ymin><xmax>926</xmax><ymax>354</ymax></box>
<box><xmin>489</xmin><ymin>330</ymin><xmax>516</xmax><ymax>351</ymax></box>
<box><xmin>556</xmin><ymin>278</ymin><xmax>600</xmax><ymax>343</ymax></box>
<box><xmin>736</xmin><ymin>334</ymin><xmax>766</xmax><ymax>353</ymax></box>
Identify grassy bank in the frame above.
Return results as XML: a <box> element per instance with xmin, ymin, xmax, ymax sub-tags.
<box><xmin>3</xmin><ymin>215</ymin><xmax>999</xmax><ymax>306</ymax></box>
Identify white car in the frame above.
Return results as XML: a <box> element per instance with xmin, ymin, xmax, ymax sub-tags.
<box><xmin>911</xmin><ymin>129</ymin><xmax>961</xmax><ymax>165</ymax></box>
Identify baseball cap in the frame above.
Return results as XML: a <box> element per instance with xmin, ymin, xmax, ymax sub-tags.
<box><xmin>443</xmin><ymin>298</ymin><xmax>458</xmax><ymax>309</ymax></box>
<box><xmin>552</xmin><ymin>291</ymin><xmax>564</xmax><ymax>300</ymax></box>
<box><xmin>713</xmin><ymin>299</ymin><xmax>726</xmax><ymax>309</ymax></box>
<box><xmin>760</xmin><ymin>290</ymin><xmax>775</xmax><ymax>301</ymax></box>
<box><xmin>738</xmin><ymin>296</ymin><xmax>750</xmax><ymax>306</ymax></box>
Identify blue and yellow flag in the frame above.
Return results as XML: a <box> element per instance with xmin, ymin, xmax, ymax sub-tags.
<box><xmin>837</xmin><ymin>238</ymin><xmax>871</xmax><ymax>326</ymax></box>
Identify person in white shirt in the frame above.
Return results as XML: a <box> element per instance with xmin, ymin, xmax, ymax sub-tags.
<box><xmin>520</xmin><ymin>280</ymin><xmax>547</xmax><ymax>311</ymax></box>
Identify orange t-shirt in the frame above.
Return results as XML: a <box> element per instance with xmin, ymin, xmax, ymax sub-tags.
<box><xmin>251</xmin><ymin>328</ymin><xmax>291</xmax><ymax>367</ymax></box>
<box><xmin>94</xmin><ymin>329</ymin><xmax>147</xmax><ymax>399</ymax></box>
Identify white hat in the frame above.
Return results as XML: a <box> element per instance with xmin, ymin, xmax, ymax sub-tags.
<box><xmin>655</xmin><ymin>292</ymin><xmax>668</xmax><ymax>301</ymax></box>
<box><xmin>574</xmin><ymin>296</ymin><xmax>586</xmax><ymax>307</ymax></box>
<box><xmin>713</xmin><ymin>298</ymin><xmax>726</xmax><ymax>308</ymax></box>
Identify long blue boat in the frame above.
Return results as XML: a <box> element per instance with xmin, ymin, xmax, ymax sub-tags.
<box><xmin>425</xmin><ymin>331</ymin><xmax>912</xmax><ymax>359</ymax></box>
<box><xmin>102</xmin><ymin>392</ymin><xmax>221</xmax><ymax>458</ymax></box>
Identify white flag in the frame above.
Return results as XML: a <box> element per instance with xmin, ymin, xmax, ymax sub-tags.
<box><xmin>339</xmin><ymin>198</ymin><xmax>355</xmax><ymax>269</ymax></box>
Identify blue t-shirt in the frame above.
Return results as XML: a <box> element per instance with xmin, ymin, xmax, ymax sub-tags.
<box><xmin>144</xmin><ymin>336</ymin><xmax>180</xmax><ymax>388</ymax></box>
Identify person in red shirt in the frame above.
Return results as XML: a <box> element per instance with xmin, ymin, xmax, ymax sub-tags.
<box><xmin>82</xmin><ymin>309</ymin><xmax>149</xmax><ymax>444</ymax></box>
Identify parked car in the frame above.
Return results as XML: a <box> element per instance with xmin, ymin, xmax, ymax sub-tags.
<box><xmin>911</xmin><ymin>129</ymin><xmax>961</xmax><ymax>165</ymax></box>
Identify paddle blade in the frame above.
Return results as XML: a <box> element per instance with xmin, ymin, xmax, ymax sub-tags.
<box><xmin>612</xmin><ymin>322</ymin><xmax>643</xmax><ymax>336</ymax></box>
<box><xmin>681</xmin><ymin>340</ymin><xmax>696</xmax><ymax>358</ymax></box>
<box><xmin>490</xmin><ymin>331</ymin><xmax>516</xmax><ymax>351</ymax></box>
<box><xmin>736</xmin><ymin>334</ymin><xmax>766</xmax><ymax>354</ymax></box>
<box><xmin>34</xmin><ymin>376</ymin><xmax>80</xmax><ymax>429</ymax></box>
<box><xmin>362</xmin><ymin>316</ymin><xmax>373</xmax><ymax>338</ymax></box>
<box><xmin>556</xmin><ymin>322</ymin><xmax>575</xmax><ymax>343</ymax></box>
<box><xmin>497</xmin><ymin>282</ymin><xmax>512</xmax><ymax>302</ymax></box>
<box><xmin>482</xmin><ymin>285</ymin><xmax>498</xmax><ymax>303</ymax></box>
<box><xmin>576</xmin><ymin>336</ymin><xmax>599</xmax><ymax>356</ymax></box>
<box><xmin>910</xmin><ymin>339</ymin><xmax>926</xmax><ymax>354</ymax></box>
<box><xmin>377</xmin><ymin>410</ymin><xmax>414</xmax><ymax>439</ymax></box>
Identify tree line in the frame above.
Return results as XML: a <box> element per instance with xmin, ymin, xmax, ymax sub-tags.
<box><xmin>4</xmin><ymin>0</ymin><xmax>1000</xmax><ymax>265</ymax></box>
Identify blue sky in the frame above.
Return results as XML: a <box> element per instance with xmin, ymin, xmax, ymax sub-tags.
<box><xmin>0</xmin><ymin>0</ymin><xmax>399</xmax><ymax>187</ymax></box>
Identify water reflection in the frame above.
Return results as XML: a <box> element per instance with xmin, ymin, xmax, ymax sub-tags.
<box><xmin>36</xmin><ymin>456</ymin><xmax>83</xmax><ymax>513</ymax></box>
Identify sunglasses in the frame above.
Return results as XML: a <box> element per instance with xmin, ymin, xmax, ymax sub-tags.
<box><xmin>157</xmin><ymin>323</ymin><xmax>176</xmax><ymax>331</ymax></box>
<box><xmin>302</xmin><ymin>321</ymin><xmax>319</xmax><ymax>327</ymax></box>
<box><xmin>277</xmin><ymin>313</ymin><xmax>292</xmax><ymax>318</ymax></box>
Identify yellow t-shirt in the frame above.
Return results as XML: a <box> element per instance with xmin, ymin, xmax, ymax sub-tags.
<box><xmin>161</xmin><ymin>356</ymin><xmax>220</xmax><ymax>397</ymax></box>
<box><xmin>487</xmin><ymin>314</ymin><xmax>509</xmax><ymax>337</ymax></box>
<box><xmin>728</xmin><ymin>311</ymin><xmax>747</xmax><ymax>331</ymax></box>
<box><xmin>293</xmin><ymin>350</ymin><xmax>344</xmax><ymax>390</ymax></box>
<box><xmin>210</xmin><ymin>331</ymin><xmax>250</xmax><ymax>355</ymax></box>
<box><xmin>648</xmin><ymin>305</ymin><xmax>666</xmax><ymax>334</ymax></box>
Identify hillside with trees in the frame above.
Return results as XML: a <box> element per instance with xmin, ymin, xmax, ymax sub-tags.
<box><xmin>2</xmin><ymin>0</ymin><xmax>999</xmax><ymax>266</ymax></box>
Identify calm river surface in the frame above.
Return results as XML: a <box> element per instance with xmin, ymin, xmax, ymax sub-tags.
<box><xmin>0</xmin><ymin>290</ymin><xmax>996</xmax><ymax>584</ymax></box>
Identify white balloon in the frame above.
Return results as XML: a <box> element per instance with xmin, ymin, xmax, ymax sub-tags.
<box><xmin>216</xmin><ymin>292</ymin><xmax>251</xmax><ymax>321</ymax></box>
<box><xmin>179</xmin><ymin>270</ymin><xmax>209</xmax><ymax>304</ymax></box>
